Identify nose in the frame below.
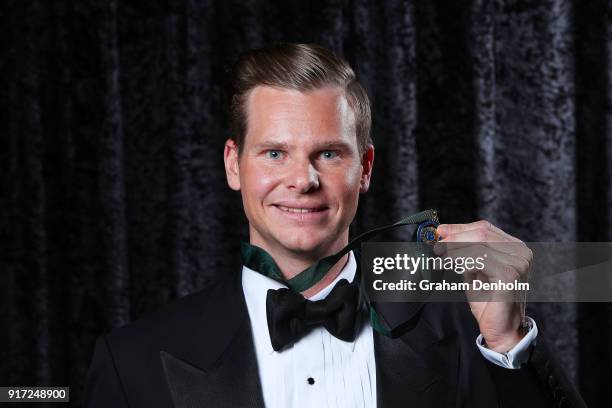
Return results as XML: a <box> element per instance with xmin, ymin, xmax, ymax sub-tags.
<box><xmin>286</xmin><ymin>158</ymin><xmax>320</xmax><ymax>193</ymax></box>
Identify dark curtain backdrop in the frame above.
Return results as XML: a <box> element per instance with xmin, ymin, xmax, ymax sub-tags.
<box><xmin>1</xmin><ymin>0</ymin><xmax>611</xmax><ymax>406</ymax></box>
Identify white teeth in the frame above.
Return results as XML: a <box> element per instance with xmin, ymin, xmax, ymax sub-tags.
<box><xmin>277</xmin><ymin>205</ymin><xmax>320</xmax><ymax>213</ymax></box>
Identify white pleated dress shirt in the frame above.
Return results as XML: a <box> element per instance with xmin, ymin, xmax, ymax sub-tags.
<box><xmin>241</xmin><ymin>251</ymin><xmax>537</xmax><ymax>408</ymax></box>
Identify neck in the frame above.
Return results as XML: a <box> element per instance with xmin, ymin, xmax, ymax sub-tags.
<box><xmin>301</xmin><ymin>253</ymin><xmax>349</xmax><ymax>298</ymax></box>
<box><xmin>249</xmin><ymin>233</ymin><xmax>350</xmax><ymax>298</ymax></box>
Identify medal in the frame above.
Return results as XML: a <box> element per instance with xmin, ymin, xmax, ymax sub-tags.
<box><xmin>416</xmin><ymin>210</ymin><xmax>442</xmax><ymax>244</ymax></box>
<box><xmin>416</xmin><ymin>220</ymin><xmax>441</xmax><ymax>244</ymax></box>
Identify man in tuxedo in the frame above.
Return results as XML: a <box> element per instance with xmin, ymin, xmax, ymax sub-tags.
<box><xmin>85</xmin><ymin>43</ymin><xmax>585</xmax><ymax>407</ymax></box>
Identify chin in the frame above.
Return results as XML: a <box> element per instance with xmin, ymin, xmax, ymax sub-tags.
<box><xmin>278</xmin><ymin>232</ymin><xmax>332</xmax><ymax>256</ymax></box>
<box><xmin>281</xmin><ymin>238</ymin><xmax>325</xmax><ymax>255</ymax></box>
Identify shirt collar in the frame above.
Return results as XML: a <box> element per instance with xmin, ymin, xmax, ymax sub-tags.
<box><xmin>242</xmin><ymin>251</ymin><xmax>358</xmax><ymax>354</ymax></box>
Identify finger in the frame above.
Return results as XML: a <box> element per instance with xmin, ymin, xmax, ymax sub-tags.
<box><xmin>434</xmin><ymin>227</ymin><xmax>507</xmax><ymax>256</ymax></box>
<box><xmin>444</xmin><ymin>245</ymin><xmax>530</xmax><ymax>281</ymax></box>
<box><xmin>443</xmin><ymin>247</ymin><xmax>527</xmax><ymax>303</ymax></box>
<box><xmin>437</xmin><ymin>220</ymin><xmax>521</xmax><ymax>243</ymax></box>
<box><xmin>435</xmin><ymin>229</ymin><xmax>532</xmax><ymax>263</ymax></box>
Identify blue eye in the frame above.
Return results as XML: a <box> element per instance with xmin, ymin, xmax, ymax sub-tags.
<box><xmin>265</xmin><ymin>150</ymin><xmax>284</xmax><ymax>160</ymax></box>
<box><xmin>320</xmin><ymin>150</ymin><xmax>338</xmax><ymax>160</ymax></box>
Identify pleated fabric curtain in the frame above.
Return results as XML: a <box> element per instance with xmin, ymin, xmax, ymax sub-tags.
<box><xmin>1</xmin><ymin>0</ymin><xmax>610</xmax><ymax>406</ymax></box>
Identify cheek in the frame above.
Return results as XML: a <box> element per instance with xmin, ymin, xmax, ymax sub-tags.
<box><xmin>344</xmin><ymin>167</ymin><xmax>362</xmax><ymax>190</ymax></box>
<box><xmin>333</xmin><ymin>166</ymin><xmax>363</xmax><ymax>205</ymax></box>
<box><xmin>241</xmin><ymin>165</ymin><xmax>281</xmax><ymax>204</ymax></box>
<box><xmin>345</xmin><ymin>162</ymin><xmax>364</xmax><ymax>191</ymax></box>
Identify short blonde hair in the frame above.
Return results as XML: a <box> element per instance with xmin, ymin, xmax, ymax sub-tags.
<box><xmin>228</xmin><ymin>43</ymin><xmax>372</xmax><ymax>155</ymax></box>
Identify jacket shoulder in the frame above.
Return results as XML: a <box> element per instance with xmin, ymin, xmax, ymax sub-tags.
<box><xmin>85</xmin><ymin>275</ymin><xmax>244</xmax><ymax>407</ymax></box>
<box><xmin>107</xmin><ymin>275</ymin><xmax>238</xmax><ymax>347</ymax></box>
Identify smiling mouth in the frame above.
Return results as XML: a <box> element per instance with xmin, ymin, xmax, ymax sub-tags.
<box><xmin>275</xmin><ymin>205</ymin><xmax>326</xmax><ymax>213</ymax></box>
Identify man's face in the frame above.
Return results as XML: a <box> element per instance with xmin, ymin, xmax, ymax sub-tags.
<box><xmin>224</xmin><ymin>85</ymin><xmax>374</xmax><ymax>259</ymax></box>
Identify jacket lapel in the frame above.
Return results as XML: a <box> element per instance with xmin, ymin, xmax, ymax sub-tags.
<box><xmin>374</xmin><ymin>302</ymin><xmax>459</xmax><ymax>408</ymax></box>
<box><xmin>158</xmin><ymin>271</ymin><xmax>265</xmax><ymax>408</ymax></box>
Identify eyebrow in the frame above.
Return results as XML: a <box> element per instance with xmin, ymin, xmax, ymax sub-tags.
<box><xmin>252</xmin><ymin>141</ymin><xmax>290</xmax><ymax>151</ymax></box>
<box><xmin>251</xmin><ymin>140</ymin><xmax>353</xmax><ymax>151</ymax></box>
<box><xmin>313</xmin><ymin>141</ymin><xmax>353</xmax><ymax>151</ymax></box>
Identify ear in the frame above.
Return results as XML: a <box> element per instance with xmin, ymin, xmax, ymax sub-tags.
<box><xmin>224</xmin><ymin>138</ymin><xmax>241</xmax><ymax>191</ymax></box>
<box><xmin>360</xmin><ymin>144</ymin><xmax>375</xmax><ymax>193</ymax></box>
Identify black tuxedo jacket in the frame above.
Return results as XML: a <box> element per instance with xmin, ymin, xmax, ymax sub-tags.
<box><xmin>85</xmin><ymin>268</ymin><xmax>585</xmax><ymax>407</ymax></box>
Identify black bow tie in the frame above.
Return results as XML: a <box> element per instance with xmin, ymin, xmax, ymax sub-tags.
<box><xmin>265</xmin><ymin>279</ymin><xmax>361</xmax><ymax>351</ymax></box>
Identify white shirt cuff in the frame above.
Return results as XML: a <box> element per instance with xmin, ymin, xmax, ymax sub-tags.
<box><xmin>476</xmin><ymin>316</ymin><xmax>538</xmax><ymax>369</ymax></box>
